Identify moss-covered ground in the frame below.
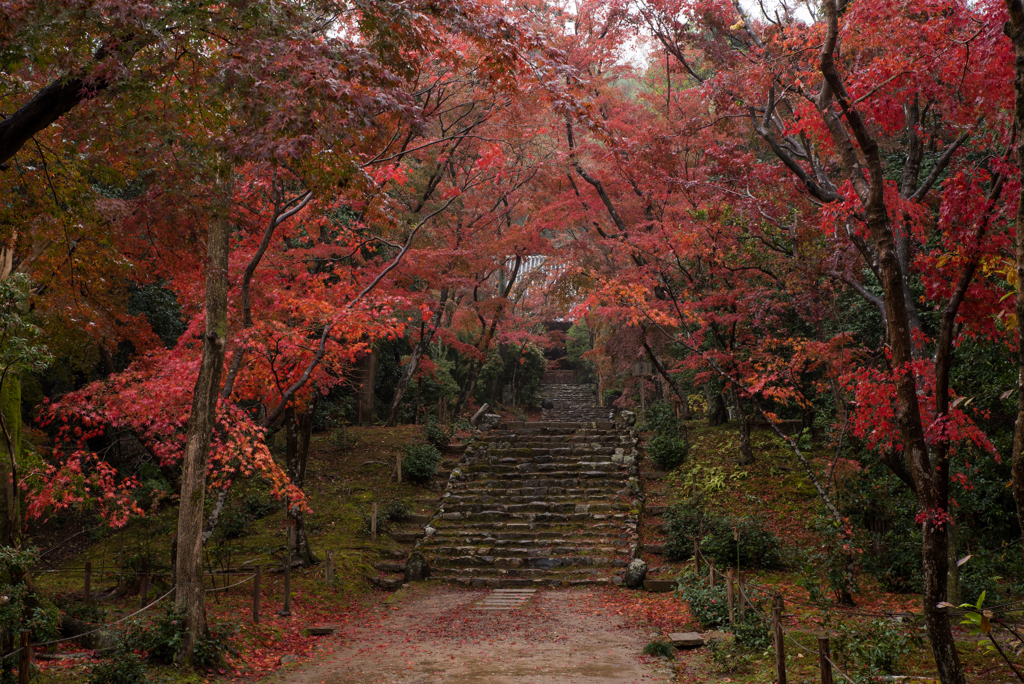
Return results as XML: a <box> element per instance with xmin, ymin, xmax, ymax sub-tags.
<box><xmin>639</xmin><ymin>421</ymin><xmax>1023</xmax><ymax>683</ymax></box>
<box><xmin>29</xmin><ymin>424</ymin><xmax>450</xmax><ymax>683</ymax></box>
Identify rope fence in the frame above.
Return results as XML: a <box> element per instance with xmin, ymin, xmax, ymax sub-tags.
<box><xmin>681</xmin><ymin>540</ymin><xmax>1024</xmax><ymax>682</ymax></box>
<box><xmin>684</xmin><ymin>543</ymin><xmax>893</xmax><ymax>684</ymax></box>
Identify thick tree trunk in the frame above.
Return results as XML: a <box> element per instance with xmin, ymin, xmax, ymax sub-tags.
<box><xmin>174</xmin><ymin>167</ymin><xmax>231</xmax><ymax>665</ymax></box>
<box><xmin>285</xmin><ymin>406</ymin><xmax>317</xmax><ymax>565</ymax></box>
<box><xmin>704</xmin><ymin>384</ymin><xmax>728</xmax><ymax>426</ymax></box>
<box><xmin>0</xmin><ymin>372</ymin><xmax>22</xmax><ymax>547</ymax></box>
<box><xmin>386</xmin><ymin>287</ymin><xmax>449</xmax><ymax>426</ymax></box>
<box><xmin>1005</xmin><ymin>0</ymin><xmax>1024</xmax><ymax>565</ymax></box>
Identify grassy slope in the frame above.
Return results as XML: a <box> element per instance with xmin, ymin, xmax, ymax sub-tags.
<box><xmin>639</xmin><ymin>422</ymin><xmax>1022</xmax><ymax>684</ymax></box>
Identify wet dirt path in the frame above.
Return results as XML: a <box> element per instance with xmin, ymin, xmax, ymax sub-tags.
<box><xmin>272</xmin><ymin>585</ymin><xmax>674</xmax><ymax>684</ymax></box>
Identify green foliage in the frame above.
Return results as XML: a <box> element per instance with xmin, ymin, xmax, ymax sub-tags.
<box><xmin>707</xmin><ymin>639</ymin><xmax>756</xmax><ymax>674</ymax></box>
<box><xmin>88</xmin><ymin>650</ymin><xmax>148</xmax><ymax>684</ymax></box>
<box><xmin>476</xmin><ymin>343</ymin><xmax>547</xmax><ymax>407</ymax></box>
<box><xmin>566</xmin><ymin>321</ymin><xmax>596</xmax><ymax>380</ymax></box>
<box><xmin>403</xmin><ymin>443</ymin><xmax>441</xmax><ymax>483</ymax></box>
<box><xmin>0</xmin><ymin>546</ymin><xmax>61</xmax><ymax>659</ymax></box>
<box><xmin>0</xmin><ymin>274</ymin><xmax>52</xmax><ymax>375</ymax></box>
<box><xmin>242</xmin><ymin>486</ymin><xmax>280</xmax><ymax>519</ymax></box>
<box><xmin>642</xmin><ymin>639</ymin><xmax>675</xmax><ymax>659</ymax></box>
<box><xmin>662</xmin><ymin>498</ymin><xmax>782</xmax><ymax>569</ymax></box>
<box><xmin>699</xmin><ymin>515</ymin><xmax>782</xmax><ymax>569</ymax></box>
<box><xmin>676</xmin><ymin>573</ymin><xmax>729</xmax><ymax>629</ymax></box>
<box><xmin>840</xmin><ymin>459</ymin><xmax>922</xmax><ymax>594</ymax></box>
<box><xmin>832</xmin><ymin>618</ymin><xmax>919</xmax><ymax>681</ymax></box>
<box><xmin>423</xmin><ymin>418</ymin><xmax>455</xmax><ymax>448</ymax></box>
<box><xmin>646</xmin><ymin>434</ymin><xmax>689</xmax><ymax>470</ymax></box>
<box><xmin>26</xmin><ymin>598</ymin><xmax>61</xmax><ymax>644</ymax></box>
<box><xmin>643</xmin><ymin>401</ymin><xmax>689</xmax><ymax>470</ymax></box>
<box><xmin>311</xmin><ymin>396</ymin><xmax>352</xmax><ymax>431</ymax></box>
<box><xmin>126</xmin><ymin>282</ymin><xmax>186</xmax><ymax>349</ymax></box>
<box><xmin>381</xmin><ymin>499</ymin><xmax>411</xmax><ymax>523</ymax></box>
<box><xmin>668</xmin><ymin>462</ymin><xmax>748</xmax><ymax>498</ymax></box>
<box><xmin>662</xmin><ymin>499</ymin><xmax>715</xmax><ymax>561</ymax></box>
<box><xmin>361</xmin><ymin>498</ymin><xmax>413</xmax><ymax>536</ymax></box>
<box><xmin>732</xmin><ymin>613</ymin><xmax>772</xmax><ymax>651</ymax></box>
<box><xmin>135</xmin><ymin>606</ymin><xmax>232</xmax><ymax>667</ymax></box>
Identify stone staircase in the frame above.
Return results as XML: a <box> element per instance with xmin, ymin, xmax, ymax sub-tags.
<box><xmin>412</xmin><ymin>384</ymin><xmax>641</xmax><ymax>588</ymax></box>
<box><xmin>540</xmin><ymin>382</ymin><xmax>610</xmax><ymax>422</ymax></box>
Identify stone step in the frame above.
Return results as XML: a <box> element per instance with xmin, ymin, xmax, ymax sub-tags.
<box><xmin>441</xmin><ymin>498</ymin><xmax>629</xmax><ymax>511</ymax></box>
<box><xmin>449</xmin><ymin>484</ymin><xmax>624</xmax><ymax>495</ymax></box>
<box><xmin>434</xmin><ymin>510</ymin><xmax>636</xmax><ymax>524</ymax></box>
<box><xmin>425</xmin><ymin>561</ymin><xmax>618</xmax><ymax>577</ymax></box>
<box><xmin>433</xmin><ymin>576</ymin><xmax>613</xmax><ymax>589</ymax></box>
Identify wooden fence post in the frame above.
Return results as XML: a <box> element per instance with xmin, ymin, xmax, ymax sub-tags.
<box><xmin>818</xmin><ymin>636</ymin><xmax>833</xmax><ymax>684</ymax></box>
<box><xmin>693</xmin><ymin>542</ymin><xmax>701</xmax><ymax>574</ymax></box>
<box><xmin>84</xmin><ymin>562</ymin><xmax>91</xmax><ymax>603</ymax></box>
<box><xmin>709</xmin><ymin>558</ymin><xmax>716</xmax><ymax>589</ymax></box>
<box><xmin>738</xmin><ymin>571</ymin><xmax>746</xmax><ymax>619</ymax></box>
<box><xmin>773</xmin><ymin>597</ymin><xmax>787</xmax><ymax>684</ymax></box>
<box><xmin>396</xmin><ymin>455</ymin><xmax>402</xmax><ymax>484</ymax></box>
<box><xmin>726</xmin><ymin>569</ymin><xmax>735</xmax><ymax>625</ymax></box>
<box><xmin>371</xmin><ymin>502</ymin><xmax>378</xmax><ymax>541</ymax></box>
<box><xmin>252</xmin><ymin>566</ymin><xmax>260</xmax><ymax>624</ymax></box>
<box><xmin>19</xmin><ymin>630</ymin><xmax>30</xmax><ymax>684</ymax></box>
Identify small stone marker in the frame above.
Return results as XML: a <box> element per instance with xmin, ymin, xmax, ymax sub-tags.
<box><xmin>668</xmin><ymin>632</ymin><xmax>704</xmax><ymax>648</ymax></box>
<box><xmin>305</xmin><ymin>625</ymin><xmax>337</xmax><ymax>636</ymax></box>
<box><xmin>474</xmin><ymin>588</ymin><xmax>537</xmax><ymax>611</ymax></box>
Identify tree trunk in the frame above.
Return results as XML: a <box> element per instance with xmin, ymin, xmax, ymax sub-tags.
<box><xmin>173</xmin><ymin>166</ymin><xmax>231</xmax><ymax>665</ymax></box>
<box><xmin>704</xmin><ymin>384</ymin><xmax>727</xmax><ymax>426</ymax></box>
<box><xmin>353</xmin><ymin>349</ymin><xmax>377</xmax><ymax>426</ymax></box>
<box><xmin>730</xmin><ymin>388</ymin><xmax>754</xmax><ymax>465</ymax></box>
<box><xmin>386</xmin><ymin>287</ymin><xmax>448</xmax><ymax>426</ymax></box>
<box><xmin>0</xmin><ymin>372</ymin><xmax>22</xmax><ymax>547</ymax></box>
<box><xmin>817</xmin><ymin>4</ymin><xmax>963</xmax><ymax>678</ymax></box>
<box><xmin>643</xmin><ymin>340</ymin><xmax>688</xmax><ymax>435</ymax></box>
<box><xmin>1004</xmin><ymin>0</ymin><xmax>1024</xmax><ymax>565</ymax></box>
<box><xmin>285</xmin><ymin>406</ymin><xmax>317</xmax><ymax>565</ymax></box>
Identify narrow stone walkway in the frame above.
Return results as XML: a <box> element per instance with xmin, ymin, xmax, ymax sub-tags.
<box><xmin>273</xmin><ymin>585</ymin><xmax>673</xmax><ymax>684</ymax></box>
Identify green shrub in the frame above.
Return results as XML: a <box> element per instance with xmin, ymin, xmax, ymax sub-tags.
<box><xmin>732</xmin><ymin>614</ymin><xmax>772</xmax><ymax>651</ymax></box>
<box><xmin>361</xmin><ymin>499</ymin><xmax>414</xmax><ymax>537</ymax></box>
<box><xmin>662</xmin><ymin>499</ymin><xmax>782</xmax><ymax>569</ymax></box>
<box><xmin>423</xmin><ymin>419</ymin><xmax>456</xmax><ymax>448</ymax></box>
<box><xmin>832</xmin><ymin>619</ymin><xmax>919</xmax><ymax>681</ymax></box>
<box><xmin>642</xmin><ymin>639</ymin><xmax>675</xmax><ymax>659</ymax></box>
<box><xmin>700</xmin><ymin>515</ymin><xmax>782</xmax><ymax>570</ymax></box>
<box><xmin>217</xmin><ymin>507</ymin><xmax>251</xmax><ymax>540</ymax></box>
<box><xmin>135</xmin><ymin>606</ymin><xmax>231</xmax><ymax>666</ymax></box>
<box><xmin>88</xmin><ymin>650</ymin><xmax>148</xmax><ymax>684</ymax></box>
<box><xmin>662</xmin><ymin>499</ymin><xmax>714</xmax><ymax>561</ymax></box>
<box><xmin>242</xmin><ymin>488</ymin><xmax>280</xmax><ymax>519</ymax></box>
<box><xmin>381</xmin><ymin>500</ymin><xmax>411</xmax><ymax>523</ymax></box>
<box><xmin>677</xmin><ymin>575</ymin><xmax>729</xmax><ymax>630</ymax></box>
<box><xmin>642</xmin><ymin>401</ymin><xmax>689</xmax><ymax>470</ymax></box>
<box><xmin>143</xmin><ymin>607</ymin><xmax>186</xmax><ymax>664</ymax></box>
<box><xmin>403</xmin><ymin>443</ymin><xmax>442</xmax><ymax>483</ymax></box>
<box><xmin>646</xmin><ymin>434</ymin><xmax>689</xmax><ymax>470</ymax></box>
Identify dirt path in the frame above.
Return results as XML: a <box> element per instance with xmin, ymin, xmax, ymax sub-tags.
<box><xmin>271</xmin><ymin>585</ymin><xmax>675</xmax><ymax>684</ymax></box>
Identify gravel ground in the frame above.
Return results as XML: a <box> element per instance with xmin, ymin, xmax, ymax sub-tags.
<box><xmin>268</xmin><ymin>585</ymin><xmax>675</xmax><ymax>684</ymax></box>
